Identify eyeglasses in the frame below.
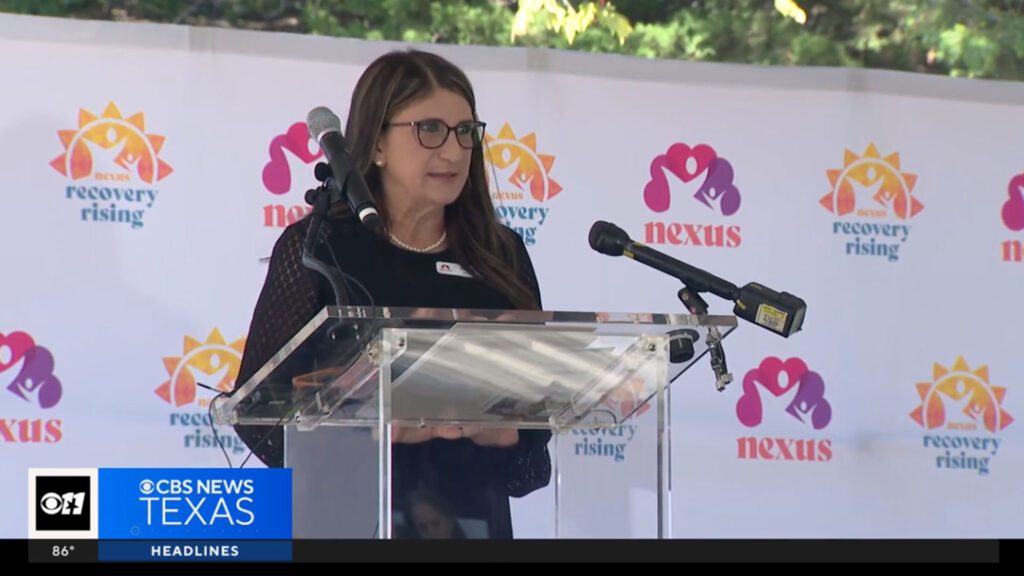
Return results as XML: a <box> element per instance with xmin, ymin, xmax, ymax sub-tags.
<box><xmin>385</xmin><ymin>119</ymin><xmax>486</xmax><ymax>150</ymax></box>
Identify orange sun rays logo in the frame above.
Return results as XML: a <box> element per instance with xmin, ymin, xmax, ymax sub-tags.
<box><xmin>820</xmin><ymin>143</ymin><xmax>921</xmax><ymax>219</ymax></box>
<box><xmin>155</xmin><ymin>329</ymin><xmax>246</xmax><ymax>408</ymax></box>
<box><xmin>910</xmin><ymin>356</ymin><xmax>1013</xmax><ymax>434</ymax></box>
<box><xmin>50</xmin><ymin>102</ymin><xmax>173</xmax><ymax>183</ymax></box>
<box><xmin>485</xmin><ymin>123</ymin><xmax>561</xmax><ymax>203</ymax></box>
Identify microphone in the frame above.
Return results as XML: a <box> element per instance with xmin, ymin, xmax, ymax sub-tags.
<box><xmin>588</xmin><ymin>220</ymin><xmax>806</xmax><ymax>338</ymax></box>
<box><xmin>306</xmin><ymin>106</ymin><xmax>381</xmax><ymax>230</ymax></box>
<box><xmin>589</xmin><ymin>220</ymin><xmax>740</xmax><ymax>302</ymax></box>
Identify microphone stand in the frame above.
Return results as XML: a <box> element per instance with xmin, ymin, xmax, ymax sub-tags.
<box><xmin>677</xmin><ymin>285</ymin><xmax>733</xmax><ymax>392</ymax></box>
<box><xmin>300</xmin><ymin>169</ymin><xmax>377</xmax><ymax>349</ymax></box>
<box><xmin>220</xmin><ymin>181</ymin><xmax>352</xmax><ymax>427</ymax></box>
<box><xmin>301</xmin><ymin>179</ymin><xmax>349</xmax><ymax>309</ymax></box>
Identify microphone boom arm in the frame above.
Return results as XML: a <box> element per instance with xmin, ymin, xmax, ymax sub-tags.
<box><xmin>677</xmin><ymin>286</ymin><xmax>732</xmax><ymax>392</ymax></box>
<box><xmin>589</xmin><ymin>219</ymin><xmax>806</xmax><ymax>393</ymax></box>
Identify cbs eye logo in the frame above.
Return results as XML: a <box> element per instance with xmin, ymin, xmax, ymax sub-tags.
<box><xmin>35</xmin><ymin>476</ymin><xmax>91</xmax><ymax>531</ymax></box>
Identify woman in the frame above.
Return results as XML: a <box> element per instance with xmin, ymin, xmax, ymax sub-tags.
<box><xmin>233</xmin><ymin>49</ymin><xmax>552</xmax><ymax>539</ymax></box>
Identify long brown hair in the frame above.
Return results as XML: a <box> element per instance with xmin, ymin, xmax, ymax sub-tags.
<box><xmin>333</xmin><ymin>49</ymin><xmax>539</xmax><ymax>310</ymax></box>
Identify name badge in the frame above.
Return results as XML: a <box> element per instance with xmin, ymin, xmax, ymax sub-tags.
<box><xmin>436</xmin><ymin>261</ymin><xmax>473</xmax><ymax>278</ymax></box>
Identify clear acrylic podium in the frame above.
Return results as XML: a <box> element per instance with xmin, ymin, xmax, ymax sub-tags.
<box><xmin>214</xmin><ymin>306</ymin><xmax>736</xmax><ymax>539</ymax></box>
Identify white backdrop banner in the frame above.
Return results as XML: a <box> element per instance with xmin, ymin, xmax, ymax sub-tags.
<box><xmin>1</xmin><ymin>12</ymin><xmax>1022</xmax><ymax>539</ymax></box>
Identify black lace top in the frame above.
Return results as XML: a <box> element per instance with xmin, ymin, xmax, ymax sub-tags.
<box><xmin>233</xmin><ymin>214</ymin><xmax>552</xmax><ymax>539</ymax></box>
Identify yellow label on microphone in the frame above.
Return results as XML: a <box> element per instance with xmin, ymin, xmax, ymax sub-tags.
<box><xmin>756</xmin><ymin>304</ymin><xmax>788</xmax><ymax>332</ymax></box>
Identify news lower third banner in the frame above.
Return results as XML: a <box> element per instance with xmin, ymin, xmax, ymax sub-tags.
<box><xmin>27</xmin><ymin>468</ymin><xmax>292</xmax><ymax>562</ymax></box>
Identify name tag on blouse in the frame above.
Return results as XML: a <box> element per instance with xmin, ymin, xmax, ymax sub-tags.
<box><xmin>436</xmin><ymin>261</ymin><xmax>473</xmax><ymax>278</ymax></box>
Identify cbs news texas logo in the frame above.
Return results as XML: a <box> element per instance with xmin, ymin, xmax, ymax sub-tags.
<box><xmin>28</xmin><ymin>468</ymin><xmax>291</xmax><ymax>540</ymax></box>
<box><xmin>99</xmin><ymin>469</ymin><xmax>292</xmax><ymax>540</ymax></box>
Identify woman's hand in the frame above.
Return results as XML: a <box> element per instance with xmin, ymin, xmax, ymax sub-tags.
<box><xmin>460</xmin><ymin>426</ymin><xmax>519</xmax><ymax>447</ymax></box>
<box><xmin>379</xmin><ymin>425</ymin><xmax>519</xmax><ymax>446</ymax></box>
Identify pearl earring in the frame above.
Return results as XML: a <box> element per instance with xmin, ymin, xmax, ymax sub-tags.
<box><xmin>375</xmin><ymin>159</ymin><xmax>385</xmax><ymax>167</ymax></box>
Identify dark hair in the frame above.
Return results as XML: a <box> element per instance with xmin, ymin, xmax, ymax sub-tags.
<box><xmin>334</xmin><ymin>48</ymin><xmax>538</xmax><ymax>310</ymax></box>
<box><xmin>402</xmin><ymin>488</ymin><xmax>467</xmax><ymax>539</ymax></box>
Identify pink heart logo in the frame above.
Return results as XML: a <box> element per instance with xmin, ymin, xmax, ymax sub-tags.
<box><xmin>643</xmin><ymin>143</ymin><xmax>717</xmax><ymax>212</ymax></box>
<box><xmin>755</xmin><ymin>356</ymin><xmax>808</xmax><ymax>397</ymax></box>
<box><xmin>1002</xmin><ymin>173</ymin><xmax>1024</xmax><ymax>232</ymax></box>
<box><xmin>736</xmin><ymin>357</ymin><xmax>810</xmax><ymax>428</ymax></box>
<box><xmin>1</xmin><ymin>331</ymin><xmax>63</xmax><ymax>409</ymax></box>
<box><xmin>262</xmin><ymin>122</ymin><xmax>323</xmax><ymax>195</ymax></box>
<box><xmin>0</xmin><ymin>331</ymin><xmax>35</xmax><ymax>374</ymax></box>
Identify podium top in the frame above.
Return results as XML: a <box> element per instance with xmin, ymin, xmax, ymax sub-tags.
<box><xmin>215</xmin><ymin>306</ymin><xmax>737</xmax><ymax>431</ymax></box>
<box><xmin>288</xmin><ymin>306</ymin><xmax>738</xmax><ymax>328</ymax></box>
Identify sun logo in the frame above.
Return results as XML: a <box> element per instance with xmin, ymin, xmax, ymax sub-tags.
<box><xmin>484</xmin><ymin>123</ymin><xmax>562</xmax><ymax>203</ymax></box>
<box><xmin>155</xmin><ymin>329</ymin><xmax>246</xmax><ymax>408</ymax></box>
<box><xmin>820</xmin><ymin>143</ymin><xmax>921</xmax><ymax>219</ymax></box>
<box><xmin>910</xmin><ymin>356</ymin><xmax>1014</xmax><ymax>434</ymax></box>
<box><xmin>50</xmin><ymin>102</ymin><xmax>173</xmax><ymax>183</ymax></box>
<box><xmin>600</xmin><ymin>377</ymin><xmax>652</xmax><ymax>421</ymax></box>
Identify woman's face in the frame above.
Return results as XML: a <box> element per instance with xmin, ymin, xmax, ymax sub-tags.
<box><xmin>375</xmin><ymin>88</ymin><xmax>478</xmax><ymax>214</ymax></box>
<box><xmin>411</xmin><ymin>502</ymin><xmax>457</xmax><ymax>539</ymax></box>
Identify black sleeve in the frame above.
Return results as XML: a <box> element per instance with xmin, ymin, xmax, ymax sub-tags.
<box><xmin>510</xmin><ymin>230</ymin><xmax>543</xmax><ymax>311</ymax></box>
<box><xmin>502</xmin><ymin>229</ymin><xmax>553</xmax><ymax>497</ymax></box>
<box><xmin>233</xmin><ymin>220</ymin><xmax>327</xmax><ymax>468</ymax></box>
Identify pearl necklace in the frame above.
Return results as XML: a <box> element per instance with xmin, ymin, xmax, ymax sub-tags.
<box><xmin>388</xmin><ymin>230</ymin><xmax>447</xmax><ymax>253</ymax></box>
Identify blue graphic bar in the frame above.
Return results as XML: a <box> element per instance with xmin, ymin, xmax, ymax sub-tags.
<box><xmin>98</xmin><ymin>468</ymin><xmax>292</xmax><ymax>540</ymax></box>
<box><xmin>98</xmin><ymin>540</ymin><xmax>292</xmax><ymax>562</ymax></box>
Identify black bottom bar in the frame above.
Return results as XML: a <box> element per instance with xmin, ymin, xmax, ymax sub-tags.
<box><xmin>292</xmin><ymin>539</ymin><xmax>1000</xmax><ymax>563</ymax></box>
<box><xmin>9</xmin><ymin>539</ymin><xmax>1012</xmax><ymax>564</ymax></box>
